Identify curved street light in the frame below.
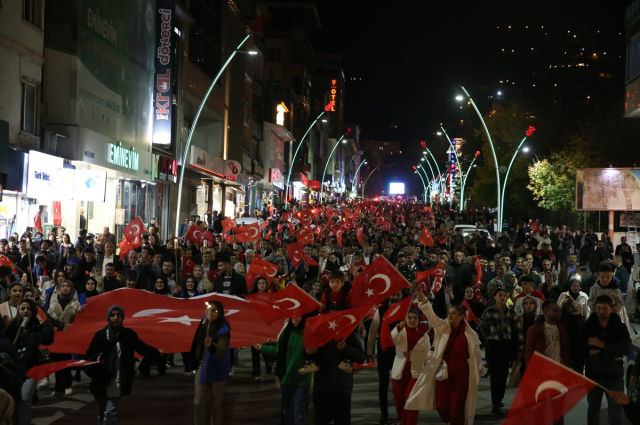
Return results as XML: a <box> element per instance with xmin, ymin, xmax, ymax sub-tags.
<box><xmin>351</xmin><ymin>159</ymin><xmax>367</xmax><ymax>185</ymax></box>
<box><xmin>416</xmin><ymin>165</ymin><xmax>431</xmax><ymax>201</ymax></box>
<box><xmin>414</xmin><ymin>167</ymin><xmax>428</xmax><ymax>203</ymax></box>
<box><xmin>285</xmin><ymin>109</ymin><xmax>328</xmax><ymax>208</ymax></box>
<box><xmin>175</xmin><ymin>33</ymin><xmax>252</xmax><ymax>237</ymax></box>
<box><xmin>440</xmin><ymin>126</ymin><xmax>465</xmax><ymax>211</ymax></box>
<box><xmin>422</xmin><ymin>150</ymin><xmax>444</xmax><ymax>205</ymax></box>
<box><xmin>459</xmin><ymin>85</ymin><xmax>502</xmax><ymax>231</ymax></box>
<box><xmin>320</xmin><ymin>133</ymin><xmax>348</xmax><ymax>202</ymax></box>
<box><xmin>500</xmin><ymin>137</ymin><xmax>528</xmax><ymax>220</ymax></box>
<box><xmin>361</xmin><ymin>165</ymin><xmax>381</xmax><ymax>198</ymax></box>
<box><xmin>460</xmin><ymin>152</ymin><xmax>480</xmax><ymax>210</ymax></box>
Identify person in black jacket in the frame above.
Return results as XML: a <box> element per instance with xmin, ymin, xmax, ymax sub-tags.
<box><xmin>446</xmin><ymin>251</ymin><xmax>474</xmax><ymax>288</ymax></box>
<box><xmin>86</xmin><ymin>305</ymin><xmax>163</xmax><ymax>424</ymax></box>
<box><xmin>577</xmin><ymin>294</ymin><xmax>631</xmax><ymax>425</ymax></box>
<box><xmin>212</xmin><ymin>260</ymin><xmax>247</xmax><ymax>297</ymax></box>
<box><xmin>307</xmin><ymin>330</ymin><xmax>365</xmax><ymax>425</ymax></box>
<box><xmin>3</xmin><ymin>298</ymin><xmax>54</xmax><ymax>425</ymax></box>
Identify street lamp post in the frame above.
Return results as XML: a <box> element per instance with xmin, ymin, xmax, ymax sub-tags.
<box><xmin>175</xmin><ymin>33</ymin><xmax>253</xmax><ymax>238</ymax></box>
<box><xmin>500</xmin><ymin>136</ymin><xmax>528</xmax><ymax>220</ymax></box>
<box><xmin>320</xmin><ymin>134</ymin><xmax>347</xmax><ymax>202</ymax></box>
<box><xmin>440</xmin><ymin>126</ymin><xmax>465</xmax><ymax>211</ymax></box>
<box><xmin>416</xmin><ymin>165</ymin><xmax>432</xmax><ymax>204</ymax></box>
<box><xmin>460</xmin><ymin>153</ymin><xmax>480</xmax><ymax>210</ymax></box>
<box><xmin>413</xmin><ymin>167</ymin><xmax>428</xmax><ymax>203</ymax></box>
<box><xmin>284</xmin><ymin>109</ymin><xmax>328</xmax><ymax>208</ymax></box>
<box><xmin>460</xmin><ymin>85</ymin><xmax>502</xmax><ymax>231</ymax></box>
<box><xmin>361</xmin><ymin>165</ymin><xmax>381</xmax><ymax>199</ymax></box>
<box><xmin>423</xmin><ymin>150</ymin><xmax>444</xmax><ymax>204</ymax></box>
<box><xmin>351</xmin><ymin>159</ymin><xmax>367</xmax><ymax>190</ymax></box>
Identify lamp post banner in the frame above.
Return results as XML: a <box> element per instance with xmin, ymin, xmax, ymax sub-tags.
<box><xmin>153</xmin><ymin>0</ymin><xmax>175</xmax><ymax>146</ymax></box>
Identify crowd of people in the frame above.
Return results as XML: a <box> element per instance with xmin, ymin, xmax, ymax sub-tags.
<box><xmin>0</xmin><ymin>201</ymin><xmax>639</xmax><ymax>425</ymax></box>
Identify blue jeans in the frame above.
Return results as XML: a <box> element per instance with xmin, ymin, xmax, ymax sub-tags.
<box><xmin>17</xmin><ymin>378</ymin><xmax>37</xmax><ymax>425</ymax></box>
<box><xmin>281</xmin><ymin>384</ymin><xmax>310</xmax><ymax>425</ymax></box>
<box><xmin>586</xmin><ymin>377</ymin><xmax>624</xmax><ymax>425</ymax></box>
<box><xmin>97</xmin><ymin>396</ymin><xmax>121</xmax><ymax>425</ymax></box>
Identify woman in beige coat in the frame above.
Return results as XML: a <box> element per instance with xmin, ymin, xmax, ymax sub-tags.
<box><xmin>405</xmin><ymin>292</ymin><xmax>483</xmax><ymax>425</ymax></box>
<box><xmin>390</xmin><ymin>308</ymin><xmax>430</xmax><ymax>425</ymax></box>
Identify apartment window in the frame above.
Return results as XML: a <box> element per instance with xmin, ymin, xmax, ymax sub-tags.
<box><xmin>23</xmin><ymin>0</ymin><xmax>42</xmax><ymax>27</ymax></box>
<box><xmin>22</xmin><ymin>81</ymin><xmax>37</xmax><ymax>134</ymax></box>
<box><xmin>266</xmin><ymin>47</ymin><xmax>282</xmax><ymax>62</ymax></box>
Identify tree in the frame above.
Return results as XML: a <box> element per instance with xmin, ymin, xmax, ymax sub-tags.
<box><xmin>527</xmin><ymin>136</ymin><xmax>596</xmax><ymax>213</ymax></box>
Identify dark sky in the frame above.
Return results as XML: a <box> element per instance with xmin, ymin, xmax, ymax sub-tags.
<box><xmin>304</xmin><ymin>0</ymin><xmax>634</xmax><ymax>196</ymax></box>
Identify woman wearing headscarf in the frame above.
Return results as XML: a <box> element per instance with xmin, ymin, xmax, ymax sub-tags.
<box><xmin>83</xmin><ymin>277</ymin><xmax>100</xmax><ymax>300</ymax></box>
<box><xmin>3</xmin><ymin>298</ymin><xmax>55</xmax><ymax>425</ymax></box>
<box><xmin>254</xmin><ymin>315</ymin><xmax>311</xmax><ymax>425</ymax></box>
<box><xmin>193</xmin><ymin>265</ymin><xmax>213</xmax><ymax>294</ymax></box>
<box><xmin>152</xmin><ymin>276</ymin><xmax>172</xmax><ymax>296</ymax></box>
<box><xmin>248</xmin><ymin>277</ymin><xmax>275</xmax><ymax>379</ymax></box>
<box><xmin>556</xmin><ymin>278</ymin><xmax>589</xmax><ymax>373</ymax></box>
<box><xmin>86</xmin><ymin>305</ymin><xmax>163</xmax><ymax>424</ymax></box>
<box><xmin>502</xmin><ymin>271</ymin><xmax>519</xmax><ymax>304</ymax></box>
<box><xmin>405</xmin><ymin>292</ymin><xmax>483</xmax><ymax>425</ymax></box>
<box><xmin>174</xmin><ymin>277</ymin><xmax>201</xmax><ymax>299</ymax></box>
<box><xmin>48</xmin><ymin>280</ymin><xmax>83</xmax><ymax>396</ymax></box>
<box><xmin>390</xmin><ymin>308</ymin><xmax>430</xmax><ymax>425</ymax></box>
<box><xmin>190</xmin><ymin>299</ymin><xmax>231</xmax><ymax>425</ymax></box>
<box><xmin>517</xmin><ymin>295</ymin><xmax>539</xmax><ymax>377</ymax></box>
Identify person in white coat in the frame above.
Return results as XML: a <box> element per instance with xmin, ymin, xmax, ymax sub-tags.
<box><xmin>405</xmin><ymin>292</ymin><xmax>483</xmax><ymax>425</ymax></box>
<box><xmin>390</xmin><ymin>308</ymin><xmax>430</xmax><ymax>425</ymax></box>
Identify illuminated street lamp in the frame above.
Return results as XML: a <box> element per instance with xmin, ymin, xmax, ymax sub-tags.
<box><xmin>361</xmin><ymin>165</ymin><xmax>381</xmax><ymax>198</ymax></box>
<box><xmin>458</xmin><ymin>86</ymin><xmax>502</xmax><ymax>231</ymax></box>
<box><xmin>460</xmin><ymin>151</ymin><xmax>481</xmax><ymax>210</ymax></box>
<box><xmin>500</xmin><ymin>137</ymin><xmax>529</xmax><ymax>221</ymax></box>
<box><xmin>320</xmin><ymin>133</ymin><xmax>348</xmax><ymax>202</ymax></box>
<box><xmin>422</xmin><ymin>148</ymin><xmax>445</xmax><ymax>205</ymax></box>
<box><xmin>285</xmin><ymin>108</ymin><xmax>330</xmax><ymax>208</ymax></box>
<box><xmin>413</xmin><ymin>166</ymin><xmax>428</xmax><ymax>203</ymax></box>
<box><xmin>439</xmin><ymin>126</ymin><xmax>463</xmax><ymax>209</ymax></box>
<box><xmin>351</xmin><ymin>159</ymin><xmax>367</xmax><ymax>186</ymax></box>
<box><xmin>175</xmin><ymin>34</ymin><xmax>252</xmax><ymax>237</ymax></box>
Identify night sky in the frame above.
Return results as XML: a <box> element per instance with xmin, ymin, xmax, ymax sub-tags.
<box><xmin>307</xmin><ymin>0</ymin><xmax>633</xmax><ymax>197</ymax></box>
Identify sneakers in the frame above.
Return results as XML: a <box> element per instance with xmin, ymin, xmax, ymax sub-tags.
<box><xmin>298</xmin><ymin>362</ymin><xmax>319</xmax><ymax>375</ymax></box>
<box><xmin>183</xmin><ymin>371</ymin><xmax>195</xmax><ymax>378</ymax></box>
<box><xmin>229</xmin><ymin>366</ymin><xmax>235</xmax><ymax>377</ymax></box>
<box><xmin>65</xmin><ymin>387</ymin><xmax>74</xmax><ymax>396</ymax></box>
<box><xmin>338</xmin><ymin>361</ymin><xmax>353</xmax><ymax>373</ymax></box>
<box><xmin>51</xmin><ymin>391</ymin><xmax>64</xmax><ymax>396</ymax></box>
<box><xmin>37</xmin><ymin>378</ymin><xmax>50</xmax><ymax>389</ymax></box>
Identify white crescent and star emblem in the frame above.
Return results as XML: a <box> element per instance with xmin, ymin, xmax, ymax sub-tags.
<box><xmin>263</xmin><ymin>266</ymin><xmax>278</xmax><ymax>277</ymax></box>
<box><xmin>342</xmin><ymin>314</ymin><xmax>357</xmax><ymax>324</ymax></box>
<box><xmin>273</xmin><ymin>298</ymin><xmax>301</xmax><ymax>310</ymax></box>
<box><xmin>130</xmin><ymin>224</ymin><xmax>140</xmax><ymax>235</ymax></box>
<box><xmin>133</xmin><ymin>309</ymin><xmax>175</xmax><ymax>317</ymax></box>
<box><xmin>370</xmin><ymin>274</ymin><xmax>391</xmax><ymax>295</ymax></box>
<box><xmin>193</xmin><ymin>230</ymin><xmax>202</xmax><ymax>240</ymax></box>
<box><xmin>535</xmin><ymin>381</ymin><xmax>569</xmax><ymax>403</ymax></box>
<box><xmin>388</xmin><ymin>304</ymin><xmax>401</xmax><ymax>317</ymax></box>
<box><xmin>131</xmin><ymin>309</ymin><xmax>200</xmax><ymax>326</ymax></box>
<box><xmin>248</xmin><ymin>227</ymin><xmax>259</xmax><ymax>238</ymax></box>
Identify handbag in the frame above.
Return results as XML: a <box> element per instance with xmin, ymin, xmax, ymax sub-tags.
<box><xmin>435</xmin><ymin>329</ymin><xmax>461</xmax><ymax>382</ymax></box>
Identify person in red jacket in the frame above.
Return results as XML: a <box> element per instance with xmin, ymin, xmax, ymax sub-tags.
<box><xmin>524</xmin><ymin>299</ymin><xmax>571</xmax><ymax>425</ymax></box>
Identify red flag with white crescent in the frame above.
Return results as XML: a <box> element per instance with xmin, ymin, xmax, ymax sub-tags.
<box><xmin>286</xmin><ymin>242</ymin><xmax>305</xmax><ymax>268</ymax></box>
<box><xmin>181</xmin><ymin>257</ymin><xmax>196</xmax><ymax>278</ymax></box>
<box><xmin>350</xmin><ymin>256</ymin><xmax>410</xmax><ymax>308</ymax></box>
<box><xmin>356</xmin><ymin>226</ymin><xmax>364</xmax><ymax>245</ymax></box>
<box><xmin>415</xmin><ymin>262</ymin><xmax>445</xmax><ymax>283</ymax></box>
<box><xmin>460</xmin><ymin>298</ymin><xmax>476</xmax><ymax>322</ymax></box>
<box><xmin>27</xmin><ymin>360</ymin><xmax>102</xmax><ymax>383</ymax></box>
<box><xmin>221</xmin><ymin>218</ymin><xmax>237</xmax><ymax>232</ymax></box>
<box><xmin>432</xmin><ymin>277</ymin><xmax>443</xmax><ymax>294</ymax></box>
<box><xmin>235</xmin><ymin>223</ymin><xmax>261</xmax><ymax>243</ymax></box>
<box><xmin>123</xmin><ymin>217</ymin><xmax>145</xmax><ymax>244</ymax></box>
<box><xmin>246</xmin><ymin>283</ymin><xmax>320</xmax><ymax>323</ymax></box>
<box><xmin>420</xmin><ymin>227</ymin><xmax>434</xmax><ymax>247</ymax></box>
<box><xmin>303</xmin><ymin>306</ymin><xmax>373</xmax><ymax>349</ymax></box>
<box><xmin>222</xmin><ymin>233</ymin><xmax>234</xmax><ymax>243</ymax></box>
<box><xmin>379</xmin><ymin>296</ymin><xmax>413</xmax><ymax>350</ymax></box>
<box><xmin>245</xmin><ymin>256</ymin><xmax>280</xmax><ymax>290</ymax></box>
<box><xmin>185</xmin><ymin>225</ymin><xmax>205</xmax><ymax>244</ymax></box>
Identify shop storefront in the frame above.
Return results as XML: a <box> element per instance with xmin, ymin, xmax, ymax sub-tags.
<box><xmin>293</xmin><ymin>172</ymin><xmax>310</xmax><ymax>202</ymax></box>
<box><xmin>261</xmin><ymin>122</ymin><xmax>291</xmax><ymax>210</ymax></box>
<box><xmin>153</xmin><ymin>154</ymin><xmax>177</xmax><ymax>239</ymax></box>
<box><xmin>0</xmin><ymin>148</ymin><xmax>28</xmax><ymax>240</ymax></box>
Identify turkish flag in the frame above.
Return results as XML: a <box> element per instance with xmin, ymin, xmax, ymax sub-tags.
<box><xmin>286</xmin><ymin>242</ymin><xmax>305</xmax><ymax>268</ymax></box>
<box><xmin>460</xmin><ymin>298</ymin><xmax>476</xmax><ymax>323</ymax></box>
<box><xmin>382</xmin><ymin>222</ymin><xmax>392</xmax><ymax>232</ymax></box>
<box><xmin>340</xmin><ymin>221</ymin><xmax>354</xmax><ymax>232</ymax></box>
<box><xmin>380</xmin><ymin>296</ymin><xmax>413</xmax><ymax>350</ymax></box>
<box><xmin>432</xmin><ymin>277</ymin><xmax>443</xmax><ymax>294</ymax></box>
<box><xmin>303</xmin><ymin>305</ymin><xmax>372</xmax><ymax>349</ymax></box>
<box><xmin>247</xmin><ymin>283</ymin><xmax>321</xmax><ymax>323</ymax></box>
<box><xmin>503</xmin><ymin>352</ymin><xmax>596</xmax><ymax>425</ymax></box>
<box><xmin>474</xmin><ymin>255</ymin><xmax>483</xmax><ymax>284</ymax></box>
<box><xmin>118</xmin><ymin>238</ymin><xmax>140</xmax><ymax>260</ymax></box>
<box><xmin>202</xmin><ymin>230</ymin><xmax>214</xmax><ymax>243</ymax></box>
<box><xmin>33</xmin><ymin>210</ymin><xmax>43</xmax><ymax>232</ymax></box>
<box><xmin>356</xmin><ymin>226</ymin><xmax>364</xmax><ymax>245</ymax></box>
<box><xmin>314</xmin><ymin>225</ymin><xmax>324</xmax><ymax>237</ymax></box>
<box><xmin>206</xmin><ymin>269</ymin><xmax>221</xmax><ymax>282</ymax></box>
<box><xmin>221</xmin><ymin>218</ymin><xmax>237</xmax><ymax>232</ymax></box>
<box><xmin>335</xmin><ymin>229</ymin><xmax>343</xmax><ymax>247</ymax></box>
<box><xmin>0</xmin><ymin>254</ymin><xmax>13</xmax><ymax>267</ymax></box>
<box><xmin>260</xmin><ymin>219</ymin><xmax>270</xmax><ymax>229</ymax></box>
<box><xmin>185</xmin><ymin>225</ymin><xmax>205</xmax><ymax>245</ymax></box>
<box><xmin>277</xmin><ymin>223</ymin><xmax>283</xmax><ymax>233</ymax></box>
<box><xmin>420</xmin><ymin>227</ymin><xmax>434</xmax><ymax>247</ymax></box>
<box><xmin>375</xmin><ymin>217</ymin><xmax>385</xmax><ymax>226</ymax></box>
<box><xmin>422</xmin><ymin>206</ymin><xmax>431</xmax><ymax>213</ymax></box>
<box><xmin>235</xmin><ymin>223</ymin><xmax>261</xmax><ymax>243</ymax></box>
<box><xmin>530</xmin><ymin>221</ymin><xmax>541</xmax><ymax>233</ymax></box>
<box><xmin>350</xmin><ymin>256</ymin><xmax>410</xmax><ymax>308</ymax></box>
<box><xmin>415</xmin><ymin>262</ymin><xmax>445</xmax><ymax>283</ymax></box>
<box><xmin>304</xmin><ymin>254</ymin><xmax>319</xmax><ymax>266</ymax></box>
<box><xmin>222</xmin><ymin>233</ymin><xmax>234</xmax><ymax>243</ymax></box>
<box><xmin>325</xmin><ymin>207</ymin><xmax>335</xmax><ymax>218</ymax></box>
<box><xmin>46</xmin><ymin>290</ymin><xmax>284</xmax><ymax>354</ymax></box>
<box><xmin>297</xmin><ymin>228</ymin><xmax>314</xmax><ymax>244</ymax></box>
<box><xmin>265</xmin><ymin>229</ymin><xmax>273</xmax><ymax>240</ymax></box>
<box><xmin>354</xmin><ymin>259</ymin><xmax>367</xmax><ymax>273</ymax></box>
<box><xmin>281</xmin><ymin>212</ymin><xmax>291</xmax><ymax>221</ymax></box>
<box><xmin>343</xmin><ymin>209</ymin><xmax>353</xmax><ymax>220</ymax></box>
<box><xmin>245</xmin><ymin>256</ymin><xmax>279</xmax><ymax>290</ymax></box>
<box><xmin>123</xmin><ymin>217</ymin><xmax>145</xmax><ymax>244</ymax></box>
<box><xmin>27</xmin><ymin>359</ymin><xmax>101</xmax><ymax>382</ymax></box>
<box><xmin>297</xmin><ymin>210</ymin><xmax>313</xmax><ymax>224</ymax></box>
<box><xmin>319</xmin><ymin>270</ymin><xmax>330</xmax><ymax>286</ymax></box>
<box><xmin>182</xmin><ymin>257</ymin><xmax>196</xmax><ymax>278</ymax></box>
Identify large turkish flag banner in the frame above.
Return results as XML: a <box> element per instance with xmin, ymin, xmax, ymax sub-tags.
<box><xmin>235</xmin><ymin>223</ymin><xmax>261</xmax><ymax>243</ymax></box>
<box><xmin>350</xmin><ymin>256</ymin><xmax>410</xmax><ymax>308</ymax></box>
<box><xmin>27</xmin><ymin>359</ymin><xmax>102</xmax><ymax>382</ymax></box>
<box><xmin>246</xmin><ymin>283</ymin><xmax>320</xmax><ymax>323</ymax></box>
<box><xmin>123</xmin><ymin>217</ymin><xmax>145</xmax><ymax>245</ymax></box>
<box><xmin>420</xmin><ymin>226</ymin><xmax>434</xmax><ymax>247</ymax></box>
<box><xmin>46</xmin><ymin>290</ymin><xmax>284</xmax><ymax>354</ymax></box>
<box><xmin>303</xmin><ymin>305</ymin><xmax>372</xmax><ymax>349</ymax></box>
<box><xmin>245</xmin><ymin>256</ymin><xmax>280</xmax><ymax>290</ymax></box>
<box><xmin>286</xmin><ymin>242</ymin><xmax>305</xmax><ymax>268</ymax></box>
<box><xmin>503</xmin><ymin>352</ymin><xmax>596</xmax><ymax>425</ymax></box>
